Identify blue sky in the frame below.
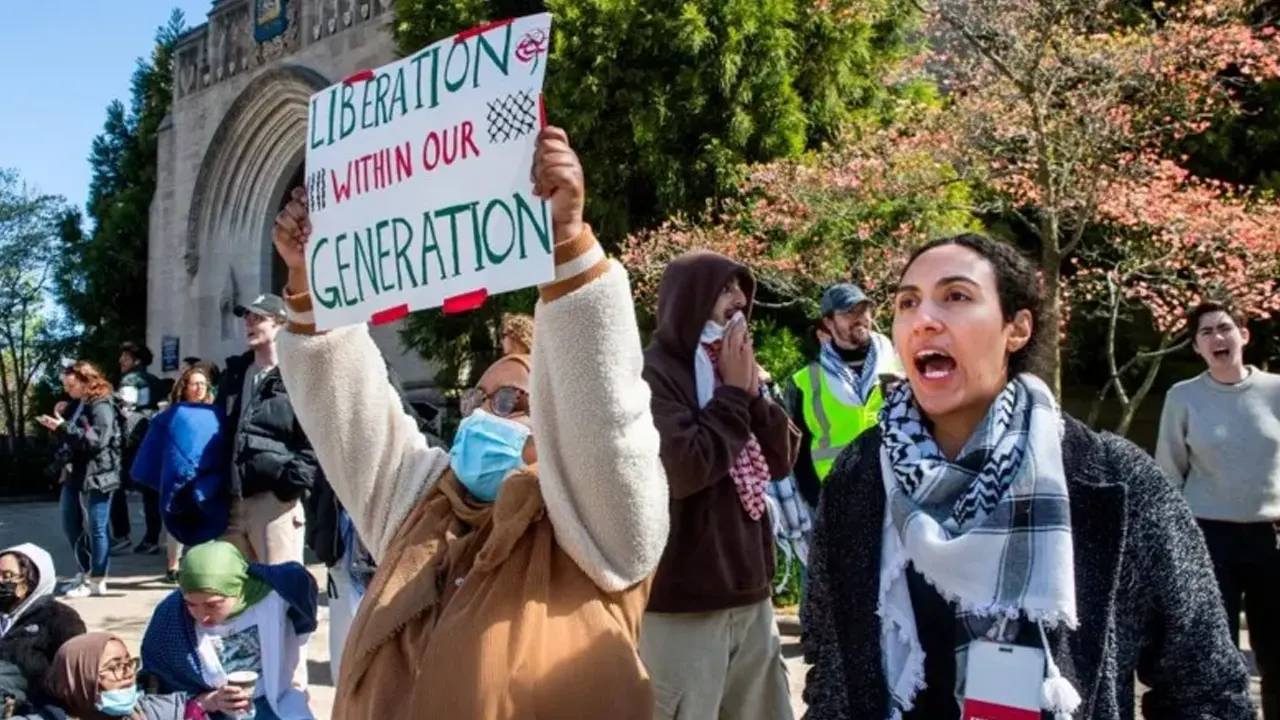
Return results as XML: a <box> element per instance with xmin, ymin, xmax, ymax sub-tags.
<box><xmin>0</xmin><ymin>1</ymin><xmax>212</xmax><ymax>211</ymax></box>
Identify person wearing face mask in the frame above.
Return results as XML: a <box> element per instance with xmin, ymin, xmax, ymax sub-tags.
<box><xmin>784</xmin><ymin>284</ymin><xmax>901</xmax><ymax>515</ymax></box>
<box><xmin>268</xmin><ymin>126</ymin><xmax>668</xmax><ymax>719</ymax></box>
<box><xmin>0</xmin><ymin>545</ymin><xmax>86</xmax><ymax>710</ymax></box>
<box><xmin>640</xmin><ymin>251</ymin><xmax>801</xmax><ymax>720</ymax></box>
<box><xmin>1156</xmin><ymin>301</ymin><xmax>1280</xmax><ymax>719</ymax></box>
<box><xmin>41</xmin><ymin>633</ymin><xmax>207</xmax><ymax>720</ymax></box>
<box><xmin>139</xmin><ymin>541</ymin><xmax>317</xmax><ymax>720</ymax></box>
<box><xmin>800</xmin><ymin>233</ymin><xmax>1252</xmax><ymax>720</ymax></box>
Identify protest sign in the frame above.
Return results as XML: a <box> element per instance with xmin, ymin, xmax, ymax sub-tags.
<box><xmin>304</xmin><ymin>13</ymin><xmax>553</xmax><ymax>329</ymax></box>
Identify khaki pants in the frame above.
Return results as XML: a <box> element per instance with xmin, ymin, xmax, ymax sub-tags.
<box><xmin>640</xmin><ymin>599</ymin><xmax>793</xmax><ymax>720</ymax></box>
<box><xmin>220</xmin><ymin>493</ymin><xmax>305</xmax><ymax>565</ymax></box>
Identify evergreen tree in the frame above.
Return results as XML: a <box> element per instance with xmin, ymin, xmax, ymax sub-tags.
<box><xmin>54</xmin><ymin>9</ymin><xmax>185</xmax><ymax>372</ymax></box>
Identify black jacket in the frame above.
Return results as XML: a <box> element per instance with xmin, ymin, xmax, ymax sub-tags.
<box><xmin>304</xmin><ymin>364</ymin><xmax>441</xmax><ymax>567</ymax></box>
<box><xmin>0</xmin><ymin>598</ymin><xmax>86</xmax><ymax>699</ymax></box>
<box><xmin>216</xmin><ymin>351</ymin><xmax>318</xmax><ymax>502</ymax></box>
<box><xmin>800</xmin><ymin>417</ymin><xmax>1255</xmax><ymax>720</ymax></box>
<box><xmin>59</xmin><ymin>397</ymin><xmax>121</xmax><ymax>494</ymax></box>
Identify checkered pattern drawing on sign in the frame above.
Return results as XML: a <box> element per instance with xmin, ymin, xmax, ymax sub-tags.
<box><xmin>487</xmin><ymin>91</ymin><xmax>539</xmax><ymax>144</ymax></box>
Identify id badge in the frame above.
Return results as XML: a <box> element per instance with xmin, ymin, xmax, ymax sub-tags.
<box><xmin>961</xmin><ymin>640</ymin><xmax>1045</xmax><ymax>720</ymax></box>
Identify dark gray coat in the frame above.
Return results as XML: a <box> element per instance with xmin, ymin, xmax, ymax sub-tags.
<box><xmin>60</xmin><ymin>397</ymin><xmax>121</xmax><ymax>494</ymax></box>
<box><xmin>801</xmin><ymin>417</ymin><xmax>1255</xmax><ymax>720</ymax></box>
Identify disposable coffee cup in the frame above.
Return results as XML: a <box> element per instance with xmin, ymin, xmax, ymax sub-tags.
<box><xmin>225</xmin><ymin>671</ymin><xmax>258</xmax><ymax>719</ymax></box>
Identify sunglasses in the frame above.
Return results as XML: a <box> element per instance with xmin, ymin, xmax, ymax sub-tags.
<box><xmin>460</xmin><ymin>385</ymin><xmax>529</xmax><ymax>418</ymax></box>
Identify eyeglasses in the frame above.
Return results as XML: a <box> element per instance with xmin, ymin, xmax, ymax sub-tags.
<box><xmin>460</xmin><ymin>386</ymin><xmax>529</xmax><ymax>418</ymax></box>
<box><xmin>0</xmin><ymin>572</ymin><xmax>21</xmax><ymax>583</ymax></box>
<box><xmin>99</xmin><ymin>657</ymin><xmax>140</xmax><ymax>682</ymax></box>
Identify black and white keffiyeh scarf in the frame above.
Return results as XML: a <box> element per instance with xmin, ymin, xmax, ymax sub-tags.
<box><xmin>877</xmin><ymin>373</ymin><xmax>1080</xmax><ymax>719</ymax></box>
<box><xmin>819</xmin><ymin>339</ymin><xmax>881</xmax><ymax>405</ymax></box>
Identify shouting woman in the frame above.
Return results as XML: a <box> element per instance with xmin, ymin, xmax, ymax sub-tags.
<box><xmin>800</xmin><ymin>233</ymin><xmax>1253</xmax><ymax>719</ymax></box>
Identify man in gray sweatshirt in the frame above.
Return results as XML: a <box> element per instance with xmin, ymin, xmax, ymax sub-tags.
<box><xmin>1156</xmin><ymin>300</ymin><xmax>1280</xmax><ymax>720</ymax></box>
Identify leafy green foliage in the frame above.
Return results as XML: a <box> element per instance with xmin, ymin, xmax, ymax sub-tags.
<box><xmin>53</xmin><ymin>9</ymin><xmax>185</xmax><ymax>372</ymax></box>
<box><xmin>0</xmin><ymin>170</ymin><xmax>68</xmax><ymax>456</ymax></box>
<box><xmin>394</xmin><ymin>0</ymin><xmax>919</xmax><ymax>385</ymax></box>
<box><xmin>753</xmin><ymin>318</ymin><xmax>806</xmax><ymax>381</ymax></box>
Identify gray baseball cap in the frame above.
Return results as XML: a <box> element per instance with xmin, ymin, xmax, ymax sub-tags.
<box><xmin>820</xmin><ymin>283</ymin><xmax>870</xmax><ymax>316</ymax></box>
<box><xmin>233</xmin><ymin>294</ymin><xmax>287</xmax><ymax>322</ymax></box>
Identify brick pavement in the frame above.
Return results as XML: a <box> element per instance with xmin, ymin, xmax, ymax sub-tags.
<box><xmin>0</xmin><ymin>498</ymin><xmax>1258</xmax><ymax>718</ymax></box>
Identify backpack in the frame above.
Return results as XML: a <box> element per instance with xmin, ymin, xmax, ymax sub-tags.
<box><xmin>112</xmin><ymin>400</ymin><xmax>150</xmax><ymax>457</ymax></box>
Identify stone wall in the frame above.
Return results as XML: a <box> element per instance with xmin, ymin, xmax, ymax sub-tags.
<box><xmin>148</xmin><ymin>0</ymin><xmax>439</xmax><ymax>396</ymax></box>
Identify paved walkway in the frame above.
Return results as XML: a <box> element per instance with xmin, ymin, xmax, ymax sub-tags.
<box><xmin>0</xmin><ymin>498</ymin><xmax>1258</xmax><ymax>718</ymax></box>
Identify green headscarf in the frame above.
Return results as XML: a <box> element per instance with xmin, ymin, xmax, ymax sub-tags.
<box><xmin>178</xmin><ymin>541</ymin><xmax>271</xmax><ymax>619</ymax></box>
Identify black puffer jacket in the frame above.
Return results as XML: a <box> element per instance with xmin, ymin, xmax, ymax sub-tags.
<box><xmin>217</xmin><ymin>351</ymin><xmax>318</xmax><ymax>502</ymax></box>
<box><xmin>801</xmin><ymin>417</ymin><xmax>1254</xmax><ymax>720</ymax></box>
<box><xmin>304</xmin><ymin>363</ymin><xmax>440</xmax><ymax>567</ymax></box>
<box><xmin>0</xmin><ymin>599</ymin><xmax>86</xmax><ymax>702</ymax></box>
<box><xmin>59</xmin><ymin>396</ymin><xmax>121</xmax><ymax>493</ymax></box>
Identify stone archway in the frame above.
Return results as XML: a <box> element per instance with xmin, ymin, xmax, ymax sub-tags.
<box><xmin>184</xmin><ymin>64</ymin><xmax>327</xmax><ymax>356</ymax></box>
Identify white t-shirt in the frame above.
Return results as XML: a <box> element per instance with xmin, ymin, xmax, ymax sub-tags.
<box><xmin>194</xmin><ymin>591</ymin><xmax>314</xmax><ymax>720</ymax></box>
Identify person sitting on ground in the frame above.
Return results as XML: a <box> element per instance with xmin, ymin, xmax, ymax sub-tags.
<box><xmin>269</xmin><ymin>126</ymin><xmax>668</xmax><ymax>719</ymax></box>
<box><xmin>501</xmin><ymin>313</ymin><xmax>535</xmax><ymax>356</ymax></box>
<box><xmin>0</xmin><ymin>545</ymin><xmax>85</xmax><ymax>710</ymax></box>
<box><xmin>139</xmin><ymin>542</ymin><xmax>317</xmax><ymax>720</ymax></box>
<box><xmin>131</xmin><ymin>363</ymin><xmax>226</xmax><ymax>584</ymax></box>
<box><xmin>41</xmin><ymin>632</ymin><xmax>209</xmax><ymax>720</ymax></box>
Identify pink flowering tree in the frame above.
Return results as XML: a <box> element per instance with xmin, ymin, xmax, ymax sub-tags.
<box><xmin>621</xmin><ymin>102</ymin><xmax>978</xmax><ymax>328</ymax></box>
<box><xmin>1069</xmin><ymin>159</ymin><xmax>1280</xmax><ymax>434</ymax></box>
<box><xmin>903</xmin><ymin>0</ymin><xmax>1280</xmax><ymax>394</ymax></box>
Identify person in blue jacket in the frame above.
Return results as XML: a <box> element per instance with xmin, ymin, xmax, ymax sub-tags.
<box><xmin>131</xmin><ymin>363</ymin><xmax>230</xmax><ymax>584</ymax></box>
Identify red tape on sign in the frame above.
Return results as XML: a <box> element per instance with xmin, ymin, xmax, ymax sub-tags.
<box><xmin>443</xmin><ymin>288</ymin><xmax>490</xmax><ymax>314</ymax></box>
<box><xmin>454</xmin><ymin>18</ymin><xmax>514</xmax><ymax>43</ymax></box>
<box><xmin>370</xmin><ymin>304</ymin><xmax>409</xmax><ymax>326</ymax></box>
<box><xmin>343</xmin><ymin>69</ymin><xmax>374</xmax><ymax>85</ymax></box>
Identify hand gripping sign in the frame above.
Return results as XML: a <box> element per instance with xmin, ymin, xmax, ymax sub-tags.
<box><xmin>304</xmin><ymin>13</ymin><xmax>553</xmax><ymax>330</ymax></box>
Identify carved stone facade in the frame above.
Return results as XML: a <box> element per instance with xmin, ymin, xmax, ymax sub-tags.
<box><xmin>148</xmin><ymin>0</ymin><xmax>437</xmax><ymax>394</ymax></box>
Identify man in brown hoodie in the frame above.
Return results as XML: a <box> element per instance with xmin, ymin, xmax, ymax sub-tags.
<box><xmin>641</xmin><ymin>251</ymin><xmax>801</xmax><ymax>719</ymax></box>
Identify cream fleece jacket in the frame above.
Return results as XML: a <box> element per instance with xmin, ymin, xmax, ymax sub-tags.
<box><xmin>275</xmin><ymin>228</ymin><xmax>669</xmax><ymax>592</ymax></box>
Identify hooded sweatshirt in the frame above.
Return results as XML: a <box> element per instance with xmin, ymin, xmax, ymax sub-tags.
<box><xmin>642</xmin><ymin>251</ymin><xmax>801</xmax><ymax>613</ymax></box>
<box><xmin>0</xmin><ymin>544</ymin><xmax>85</xmax><ymax>701</ymax></box>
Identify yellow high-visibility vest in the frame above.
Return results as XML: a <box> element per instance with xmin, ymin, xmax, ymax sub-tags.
<box><xmin>791</xmin><ymin>363</ymin><xmax>883</xmax><ymax>482</ymax></box>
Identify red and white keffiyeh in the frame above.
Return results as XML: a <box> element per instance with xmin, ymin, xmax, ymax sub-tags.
<box><xmin>699</xmin><ymin>338</ymin><xmax>770</xmax><ymax>521</ymax></box>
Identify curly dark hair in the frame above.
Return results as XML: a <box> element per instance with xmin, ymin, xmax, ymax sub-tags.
<box><xmin>900</xmin><ymin>233</ymin><xmax>1045</xmax><ymax>378</ymax></box>
<box><xmin>119</xmin><ymin>341</ymin><xmax>153</xmax><ymax>367</ymax></box>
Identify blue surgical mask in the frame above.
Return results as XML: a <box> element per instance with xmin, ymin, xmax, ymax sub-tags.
<box><xmin>449</xmin><ymin>409</ymin><xmax>531</xmax><ymax>502</ymax></box>
<box><xmin>96</xmin><ymin>686</ymin><xmax>141</xmax><ymax>716</ymax></box>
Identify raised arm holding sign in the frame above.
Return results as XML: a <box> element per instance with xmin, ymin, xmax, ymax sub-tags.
<box><xmin>274</xmin><ymin>113</ymin><xmax>669</xmax><ymax>717</ymax></box>
<box><xmin>298</xmin><ymin>12</ymin><xmax>558</xmax><ymax>330</ymax></box>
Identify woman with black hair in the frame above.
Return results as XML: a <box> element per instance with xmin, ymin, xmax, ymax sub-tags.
<box><xmin>801</xmin><ymin>233</ymin><xmax>1253</xmax><ymax>719</ymax></box>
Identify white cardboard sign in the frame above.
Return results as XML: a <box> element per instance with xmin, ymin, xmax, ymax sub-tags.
<box><xmin>304</xmin><ymin>13</ymin><xmax>553</xmax><ymax>329</ymax></box>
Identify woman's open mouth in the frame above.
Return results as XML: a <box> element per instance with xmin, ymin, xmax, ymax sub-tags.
<box><xmin>914</xmin><ymin>349</ymin><xmax>957</xmax><ymax>381</ymax></box>
<box><xmin>1212</xmin><ymin>348</ymin><xmax>1231</xmax><ymax>360</ymax></box>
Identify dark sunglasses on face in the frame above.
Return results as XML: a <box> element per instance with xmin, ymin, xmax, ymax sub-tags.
<box><xmin>461</xmin><ymin>385</ymin><xmax>529</xmax><ymax>418</ymax></box>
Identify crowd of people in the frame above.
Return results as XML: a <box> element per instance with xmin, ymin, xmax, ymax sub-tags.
<box><xmin>0</xmin><ymin>127</ymin><xmax>1276</xmax><ymax>720</ymax></box>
